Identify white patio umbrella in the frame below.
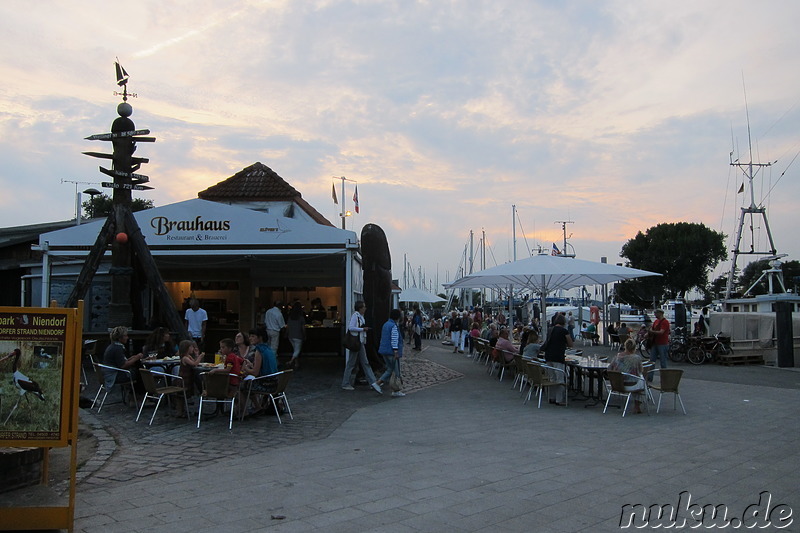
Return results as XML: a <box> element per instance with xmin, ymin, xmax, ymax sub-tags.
<box><xmin>399</xmin><ymin>286</ymin><xmax>446</xmax><ymax>303</ymax></box>
<box><xmin>444</xmin><ymin>253</ymin><xmax>660</xmax><ymax>336</ymax></box>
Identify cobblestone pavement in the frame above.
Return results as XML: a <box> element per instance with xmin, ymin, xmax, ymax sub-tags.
<box><xmin>11</xmin><ymin>340</ymin><xmax>800</xmax><ymax>532</ymax></box>
<box><xmin>73</xmin><ymin>347</ymin><xmax>463</xmax><ymax>489</ymax></box>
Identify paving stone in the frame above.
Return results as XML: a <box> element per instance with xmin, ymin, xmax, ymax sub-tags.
<box><xmin>45</xmin><ymin>343</ymin><xmax>800</xmax><ymax>532</ymax></box>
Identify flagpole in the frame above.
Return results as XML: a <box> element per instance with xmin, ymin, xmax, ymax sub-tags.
<box><xmin>341</xmin><ymin>177</ymin><xmax>346</xmax><ymax>229</ymax></box>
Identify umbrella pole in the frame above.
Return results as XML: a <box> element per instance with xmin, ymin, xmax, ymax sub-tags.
<box><xmin>508</xmin><ymin>284</ymin><xmax>513</xmax><ymax>329</ymax></box>
<box><xmin>540</xmin><ymin>275</ymin><xmax>547</xmax><ymax>342</ymax></box>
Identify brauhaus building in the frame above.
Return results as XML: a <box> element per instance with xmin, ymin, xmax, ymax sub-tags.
<box><xmin>27</xmin><ymin>163</ymin><xmax>362</xmax><ymax>355</ymax></box>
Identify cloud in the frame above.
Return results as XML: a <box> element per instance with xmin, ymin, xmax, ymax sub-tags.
<box><xmin>0</xmin><ymin>0</ymin><xmax>798</xmax><ymax>292</ymax></box>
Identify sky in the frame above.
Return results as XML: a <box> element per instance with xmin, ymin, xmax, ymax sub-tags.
<box><xmin>1</xmin><ymin>0</ymin><xmax>798</xmax><ymax>296</ymax></box>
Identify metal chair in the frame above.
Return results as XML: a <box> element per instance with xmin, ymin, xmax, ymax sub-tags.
<box><xmin>490</xmin><ymin>349</ymin><xmax>517</xmax><ymax>382</ymax></box>
<box><xmin>648</xmin><ymin>368</ymin><xmax>686</xmax><ymax>414</ymax></box>
<box><xmin>91</xmin><ymin>360</ymin><xmax>137</xmax><ymax>412</ymax></box>
<box><xmin>641</xmin><ymin>362</ymin><xmax>656</xmax><ymax>404</ymax></box>
<box><xmin>603</xmin><ymin>370</ymin><xmax>649</xmax><ymax>416</ymax></box>
<box><xmin>266</xmin><ymin>370</ymin><xmax>294</xmax><ymax>424</ymax></box>
<box><xmin>197</xmin><ymin>371</ymin><xmax>237</xmax><ymax>430</ymax></box>
<box><xmin>239</xmin><ymin>371</ymin><xmax>281</xmax><ymax>421</ymax></box>
<box><xmin>511</xmin><ymin>355</ymin><xmax>529</xmax><ymax>392</ymax></box>
<box><xmin>474</xmin><ymin>338</ymin><xmax>492</xmax><ymax>366</ymax></box>
<box><xmin>137</xmin><ymin>368</ymin><xmax>189</xmax><ymax>425</ymax></box>
<box><xmin>524</xmin><ymin>362</ymin><xmax>567</xmax><ymax>408</ymax></box>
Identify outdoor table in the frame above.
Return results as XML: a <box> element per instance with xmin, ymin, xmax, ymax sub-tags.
<box><xmin>574</xmin><ymin>357</ymin><xmax>608</xmax><ymax>407</ymax></box>
<box><xmin>142</xmin><ymin>357</ymin><xmax>181</xmax><ymax>373</ymax></box>
<box><xmin>564</xmin><ymin>351</ymin><xmax>586</xmax><ymax>395</ymax></box>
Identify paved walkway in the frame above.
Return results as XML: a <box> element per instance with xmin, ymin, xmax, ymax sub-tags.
<box><xmin>20</xmin><ymin>341</ymin><xmax>800</xmax><ymax>531</ymax></box>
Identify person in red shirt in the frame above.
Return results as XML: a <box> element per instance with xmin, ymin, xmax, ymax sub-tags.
<box><xmin>214</xmin><ymin>338</ymin><xmax>243</xmax><ymax>389</ymax></box>
<box><xmin>648</xmin><ymin>309</ymin><xmax>671</xmax><ymax>370</ymax></box>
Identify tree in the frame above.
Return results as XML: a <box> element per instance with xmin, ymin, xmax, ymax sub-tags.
<box><xmin>619</xmin><ymin>222</ymin><xmax>727</xmax><ymax>300</ymax></box>
<box><xmin>737</xmin><ymin>259</ymin><xmax>800</xmax><ymax>296</ymax></box>
<box><xmin>708</xmin><ymin>273</ymin><xmax>730</xmax><ymax>301</ymax></box>
<box><xmin>82</xmin><ymin>194</ymin><xmax>154</xmax><ymax>218</ymax></box>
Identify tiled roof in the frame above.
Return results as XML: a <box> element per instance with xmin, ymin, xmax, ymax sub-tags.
<box><xmin>198</xmin><ymin>162</ymin><xmax>334</xmax><ymax>227</ymax></box>
<box><xmin>197</xmin><ymin>162</ymin><xmax>300</xmax><ymax>200</ymax></box>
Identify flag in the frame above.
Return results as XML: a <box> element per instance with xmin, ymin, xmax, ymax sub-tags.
<box><xmin>551</xmin><ymin>243</ymin><xmax>561</xmax><ymax>256</ymax></box>
<box><xmin>332</xmin><ymin>183</ymin><xmax>338</xmax><ymax>204</ymax></box>
<box><xmin>737</xmin><ymin>183</ymin><xmax>744</xmax><ymax>194</ymax></box>
<box><xmin>353</xmin><ymin>184</ymin><xmax>359</xmax><ymax>213</ymax></box>
<box><xmin>114</xmin><ymin>59</ymin><xmax>129</xmax><ymax>87</ymax></box>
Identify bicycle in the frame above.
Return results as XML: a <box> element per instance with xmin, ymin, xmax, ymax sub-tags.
<box><xmin>686</xmin><ymin>333</ymin><xmax>733</xmax><ymax>365</ymax></box>
<box><xmin>668</xmin><ymin>326</ymin><xmax>688</xmax><ymax>363</ymax></box>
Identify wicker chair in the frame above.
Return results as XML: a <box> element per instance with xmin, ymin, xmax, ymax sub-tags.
<box><xmin>197</xmin><ymin>371</ymin><xmax>238</xmax><ymax>430</ymax></box>
<box><xmin>524</xmin><ymin>362</ymin><xmax>567</xmax><ymax>408</ymax></box>
<box><xmin>648</xmin><ymin>368</ymin><xmax>686</xmax><ymax>414</ymax></box>
<box><xmin>603</xmin><ymin>370</ymin><xmax>649</xmax><ymax>417</ymax></box>
<box><xmin>137</xmin><ymin>368</ymin><xmax>188</xmax><ymax>425</ymax></box>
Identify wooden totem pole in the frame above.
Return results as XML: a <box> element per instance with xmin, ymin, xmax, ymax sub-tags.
<box><xmin>65</xmin><ymin>61</ymin><xmax>187</xmax><ymax>338</ymax></box>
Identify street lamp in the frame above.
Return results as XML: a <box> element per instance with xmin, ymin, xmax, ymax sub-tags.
<box><xmin>83</xmin><ymin>188</ymin><xmax>102</xmax><ymax>219</ymax></box>
<box><xmin>341</xmin><ymin>210</ymin><xmax>352</xmax><ymax>229</ymax></box>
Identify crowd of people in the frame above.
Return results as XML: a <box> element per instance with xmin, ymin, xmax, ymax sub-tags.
<box><xmin>98</xmin><ymin>294</ymin><xmax>693</xmax><ymax>418</ymax></box>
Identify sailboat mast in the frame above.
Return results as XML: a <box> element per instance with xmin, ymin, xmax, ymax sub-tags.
<box><xmin>723</xmin><ymin>121</ymin><xmax>776</xmax><ymax>299</ymax></box>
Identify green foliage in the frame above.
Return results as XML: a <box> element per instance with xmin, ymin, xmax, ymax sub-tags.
<box><xmin>0</xmin><ymin>366</ymin><xmax>63</xmax><ymax>432</ymax></box>
<box><xmin>619</xmin><ymin>222</ymin><xmax>727</xmax><ymax>300</ymax></box>
<box><xmin>708</xmin><ymin>273</ymin><xmax>730</xmax><ymax>300</ymax></box>
<box><xmin>82</xmin><ymin>194</ymin><xmax>154</xmax><ymax>218</ymax></box>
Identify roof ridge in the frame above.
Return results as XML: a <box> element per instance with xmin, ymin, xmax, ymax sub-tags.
<box><xmin>197</xmin><ymin>162</ymin><xmax>334</xmax><ymax>227</ymax></box>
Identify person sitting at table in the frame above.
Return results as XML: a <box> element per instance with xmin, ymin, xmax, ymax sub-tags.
<box><xmin>142</xmin><ymin>327</ymin><xmax>177</xmax><ymax>358</ymax></box>
<box><xmin>233</xmin><ymin>331</ymin><xmax>252</xmax><ymax>360</ymax></box>
<box><xmin>142</xmin><ymin>326</ymin><xmax>177</xmax><ymax>374</ymax></box>
<box><xmin>607</xmin><ymin>338</ymin><xmax>645</xmax><ymax>414</ymax></box>
<box><xmin>522</xmin><ymin>331</ymin><xmax>542</xmax><ymax>359</ymax></box>
<box><xmin>486</xmin><ymin>323</ymin><xmax>500</xmax><ymax>347</ymax></box>
<box><xmin>543</xmin><ymin>314</ymin><xmax>574</xmax><ymax>405</ymax></box>
<box><xmin>175</xmin><ymin>339</ymin><xmax>204</xmax><ymax>417</ymax></box>
<box><xmin>239</xmin><ymin>329</ymin><xmax>278</xmax><ymax>415</ymax></box>
<box><xmin>102</xmin><ymin>326</ymin><xmax>144</xmax><ymax>392</ymax></box>
<box><xmin>582</xmin><ymin>322</ymin><xmax>599</xmax><ymax>345</ymax></box>
<box><xmin>617</xmin><ymin>322</ymin><xmax>630</xmax><ymax>344</ymax></box>
<box><xmin>607</xmin><ymin>322</ymin><xmax>619</xmax><ymax>344</ymax></box>
<box><xmin>211</xmin><ymin>338</ymin><xmax>243</xmax><ymax>391</ymax></box>
<box><xmin>494</xmin><ymin>329</ymin><xmax>517</xmax><ymax>363</ymax></box>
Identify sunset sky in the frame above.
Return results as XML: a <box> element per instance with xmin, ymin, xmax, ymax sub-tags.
<box><xmin>1</xmin><ymin>1</ymin><xmax>798</xmax><ymax>294</ymax></box>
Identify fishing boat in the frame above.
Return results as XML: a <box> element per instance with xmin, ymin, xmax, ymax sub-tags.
<box><xmin>709</xmin><ymin>108</ymin><xmax>800</xmax><ymax>365</ymax></box>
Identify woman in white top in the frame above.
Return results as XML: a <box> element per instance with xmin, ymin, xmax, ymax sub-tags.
<box><xmin>341</xmin><ymin>301</ymin><xmax>382</xmax><ymax>394</ymax></box>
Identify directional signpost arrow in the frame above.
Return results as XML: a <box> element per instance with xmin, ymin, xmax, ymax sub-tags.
<box><xmin>101</xmin><ymin>182</ymin><xmax>154</xmax><ymax>191</ymax></box>
<box><xmin>85</xmin><ymin>129</ymin><xmax>151</xmax><ymax>140</ymax></box>
<box><xmin>98</xmin><ymin>167</ymin><xmax>149</xmax><ymax>182</ymax></box>
<box><xmin>82</xmin><ymin>152</ymin><xmax>150</xmax><ymax>164</ymax></box>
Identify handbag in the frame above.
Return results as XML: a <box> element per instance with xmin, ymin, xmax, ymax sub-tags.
<box><xmin>390</xmin><ymin>359</ymin><xmax>403</xmax><ymax>391</ymax></box>
<box><xmin>344</xmin><ymin>333</ymin><xmax>361</xmax><ymax>352</ymax></box>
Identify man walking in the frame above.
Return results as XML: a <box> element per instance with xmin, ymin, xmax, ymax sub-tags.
<box><xmin>264</xmin><ymin>301</ymin><xmax>286</xmax><ymax>354</ymax></box>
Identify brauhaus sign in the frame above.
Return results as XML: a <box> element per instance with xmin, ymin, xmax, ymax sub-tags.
<box><xmin>150</xmin><ymin>215</ymin><xmax>232</xmax><ymax>242</ymax></box>
<box><xmin>38</xmin><ymin>198</ymin><xmax>358</xmax><ymax>252</ymax></box>
<box><xmin>150</xmin><ymin>215</ymin><xmax>232</xmax><ymax>235</ymax></box>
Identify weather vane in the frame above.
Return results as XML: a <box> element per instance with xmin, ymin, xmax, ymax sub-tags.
<box><xmin>113</xmin><ymin>58</ymin><xmax>137</xmax><ymax>101</ymax></box>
